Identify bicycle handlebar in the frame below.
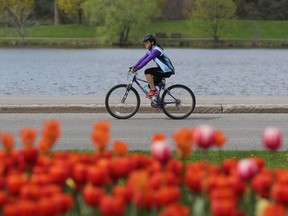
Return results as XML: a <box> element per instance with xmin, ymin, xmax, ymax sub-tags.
<box><xmin>127</xmin><ymin>69</ymin><xmax>137</xmax><ymax>82</ymax></box>
<box><xmin>128</xmin><ymin>66</ymin><xmax>137</xmax><ymax>73</ymax></box>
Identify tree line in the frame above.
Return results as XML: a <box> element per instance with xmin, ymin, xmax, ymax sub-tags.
<box><xmin>162</xmin><ymin>0</ymin><xmax>288</xmax><ymax>20</ymax></box>
<box><xmin>1</xmin><ymin>0</ymin><xmax>287</xmax><ymax>27</ymax></box>
<box><xmin>3</xmin><ymin>0</ymin><xmax>287</xmax><ymax>26</ymax></box>
<box><xmin>39</xmin><ymin>0</ymin><xmax>288</xmax><ymax>22</ymax></box>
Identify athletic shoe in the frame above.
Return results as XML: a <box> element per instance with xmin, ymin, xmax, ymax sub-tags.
<box><xmin>146</xmin><ymin>89</ymin><xmax>158</xmax><ymax>98</ymax></box>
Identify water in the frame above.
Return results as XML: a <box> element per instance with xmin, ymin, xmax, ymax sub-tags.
<box><xmin>0</xmin><ymin>48</ymin><xmax>287</xmax><ymax>96</ymax></box>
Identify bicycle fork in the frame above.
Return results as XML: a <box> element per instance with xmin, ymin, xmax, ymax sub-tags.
<box><xmin>121</xmin><ymin>83</ymin><xmax>132</xmax><ymax>103</ymax></box>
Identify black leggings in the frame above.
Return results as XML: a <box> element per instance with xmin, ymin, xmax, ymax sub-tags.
<box><xmin>144</xmin><ymin>67</ymin><xmax>173</xmax><ymax>85</ymax></box>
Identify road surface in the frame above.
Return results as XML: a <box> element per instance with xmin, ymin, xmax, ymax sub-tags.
<box><xmin>0</xmin><ymin>112</ymin><xmax>287</xmax><ymax>151</ymax></box>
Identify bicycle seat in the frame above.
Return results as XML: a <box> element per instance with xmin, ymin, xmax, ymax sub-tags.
<box><xmin>158</xmin><ymin>79</ymin><xmax>166</xmax><ymax>87</ymax></box>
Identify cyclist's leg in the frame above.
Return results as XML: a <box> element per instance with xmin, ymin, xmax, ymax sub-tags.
<box><xmin>153</xmin><ymin>72</ymin><xmax>173</xmax><ymax>87</ymax></box>
<box><xmin>158</xmin><ymin>72</ymin><xmax>173</xmax><ymax>80</ymax></box>
<box><xmin>144</xmin><ymin>67</ymin><xmax>161</xmax><ymax>91</ymax></box>
<box><xmin>145</xmin><ymin>68</ymin><xmax>173</xmax><ymax>97</ymax></box>
<box><xmin>145</xmin><ymin>68</ymin><xmax>173</xmax><ymax>88</ymax></box>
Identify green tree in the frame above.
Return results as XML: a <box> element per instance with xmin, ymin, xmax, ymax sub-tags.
<box><xmin>56</xmin><ymin>0</ymin><xmax>86</xmax><ymax>24</ymax></box>
<box><xmin>83</xmin><ymin>0</ymin><xmax>161</xmax><ymax>46</ymax></box>
<box><xmin>0</xmin><ymin>0</ymin><xmax>35</xmax><ymax>44</ymax></box>
<box><xmin>192</xmin><ymin>0</ymin><xmax>236</xmax><ymax>42</ymax></box>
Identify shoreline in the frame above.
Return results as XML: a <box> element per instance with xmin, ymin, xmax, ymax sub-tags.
<box><xmin>0</xmin><ymin>38</ymin><xmax>288</xmax><ymax>49</ymax></box>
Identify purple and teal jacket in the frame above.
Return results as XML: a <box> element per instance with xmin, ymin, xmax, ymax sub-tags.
<box><xmin>133</xmin><ymin>45</ymin><xmax>175</xmax><ymax>74</ymax></box>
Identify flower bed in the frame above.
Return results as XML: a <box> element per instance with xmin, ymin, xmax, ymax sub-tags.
<box><xmin>0</xmin><ymin>120</ymin><xmax>285</xmax><ymax>216</ymax></box>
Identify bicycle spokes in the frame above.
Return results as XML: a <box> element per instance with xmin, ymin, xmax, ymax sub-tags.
<box><xmin>161</xmin><ymin>84</ymin><xmax>196</xmax><ymax>119</ymax></box>
<box><xmin>175</xmin><ymin>99</ymin><xmax>181</xmax><ymax>106</ymax></box>
<box><xmin>105</xmin><ymin>84</ymin><xmax>140</xmax><ymax>119</ymax></box>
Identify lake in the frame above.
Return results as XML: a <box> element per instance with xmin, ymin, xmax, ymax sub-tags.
<box><xmin>0</xmin><ymin>48</ymin><xmax>287</xmax><ymax>96</ymax></box>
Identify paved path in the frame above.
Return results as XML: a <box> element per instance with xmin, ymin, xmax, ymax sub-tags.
<box><xmin>0</xmin><ymin>95</ymin><xmax>288</xmax><ymax>113</ymax></box>
<box><xmin>1</xmin><ymin>113</ymin><xmax>288</xmax><ymax>150</ymax></box>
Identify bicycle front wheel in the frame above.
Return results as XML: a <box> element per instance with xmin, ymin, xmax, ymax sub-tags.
<box><xmin>105</xmin><ymin>84</ymin><xmax>140</xmax><ymax>119</ymax></box>
<box><xmin>161</xmin><ymin>84</ymin><xmax>196</xmax><ymax>119</ymax></box>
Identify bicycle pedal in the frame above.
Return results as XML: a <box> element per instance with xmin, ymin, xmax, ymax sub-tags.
<box><xmin>154</xmin><ymin>108</ymin><xmax>162</xmax><ymax>112</ymax></box>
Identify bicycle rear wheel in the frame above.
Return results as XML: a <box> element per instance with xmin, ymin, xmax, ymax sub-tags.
<box><xmin>105</xmin><ymin>84</ymin><xmax>140</xmax><ymax>119</ymax></box>
<box><xmin>161</xmin><ymin>84</ymin><xmax>196</xmax><ymax>119</ymax></box>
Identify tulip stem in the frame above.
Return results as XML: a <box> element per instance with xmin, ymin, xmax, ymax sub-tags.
<box><xmin>180</xmin><ymin>157</ymin><xmax>190</xmax><ymax>206</ymax></box>
<box><xmin>248</xmin><ymin>187</ymin><xmax>256</xmax><ymax>216</ymax></box>
<box><xmin>72</xmin><ymin>191</ymin><xmax>82</xmax><ymax>216</ymax></box>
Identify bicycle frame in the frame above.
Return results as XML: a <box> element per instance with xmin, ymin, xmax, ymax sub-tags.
<box><xmin>126</xmin><ymin>72</ymin><xmax>179</xmax><ymax>108</ymax></box>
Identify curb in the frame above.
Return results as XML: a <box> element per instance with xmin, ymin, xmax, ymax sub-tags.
<box><xmin>221</xmin><ymin>104</ymin><xmax>288</xmax><ymax>113</ymax></box>
<box><xmin>1</xmin><ymin>104</ymin><xmax>288</xmax><ymax>113</ymax></box>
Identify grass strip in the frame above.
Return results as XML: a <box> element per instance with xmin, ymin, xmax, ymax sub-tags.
<box><xmin>0</xmin><ymin>20</ymin><xmax>287</xmax><ymax>40</ymax></box>
<box><xmin>70</xmin><ymin>149</ymin><xmax>288</xmax><ymax>168</ymax></box>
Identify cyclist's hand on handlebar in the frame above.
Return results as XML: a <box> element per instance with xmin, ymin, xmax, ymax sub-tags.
<box><xmin>129</xmin><ymin>66</ymin><xmax>137</xmax><ymax>73</ymax></box>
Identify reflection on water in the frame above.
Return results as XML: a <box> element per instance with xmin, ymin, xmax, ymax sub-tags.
<box><xmin>0</xmin><ymin>48</ymin><xmax>287</xmax><ymax>96</ymax></box>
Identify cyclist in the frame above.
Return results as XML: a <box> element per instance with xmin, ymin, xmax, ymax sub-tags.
<box><xmin>130</xmin><ymin>34</ymin><xmax>175</xmax><ymax>98</ymax></box>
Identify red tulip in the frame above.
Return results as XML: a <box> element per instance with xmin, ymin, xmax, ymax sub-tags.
<box><xmin>83</xmin><ymin>185</ymin><xmax>104</xmax><ymax>207</ymax></box>
<box><xmin>20</xmin><ymin>183</ymin><xmax>40</xmax><ymax>200</ymax></box>
<box><xmin>252</xmin><ymin>171</ymin><xmax>273</xmax><ymax>198</ymax></box>
<box><xmin>271</xmin><ymin>183</ymin><xmax>288</xmax><ymax>205</ymax></box>
<box><xmin>49</xmin><ymin>163</ymin><xmax>70</xmax><ymax>184</ymax></box>
<box><xmin>211</xmin><ymin>199</ymin><xmax>237</xmax><ymax>216</ymax></box>
<box><xmin>42</xmin><ymin>119</ymin><xmax>61</xmax><ymax>146</ymax></box>
<box><xmin>0</xmin><ymin>191</ymin><xmax>7</xmax><ymax>208</ymax></box>
<box><xmin>6</xmin><ymin>174</ymin><xmax>27</xmax><ymax>194</ymax></box>
<box><xmin>1</xmin><ymin>132</ymin><xmax>15</xmax><ymax>154</ymax></box>
<box><xmin>40</xmin><ymin>185</ymin><xmax>62</xmax><ymax>197</ymax></box>
<box><xmin>214</xmin><ymin>130</ymin><xmax>227</xmax><ymax>148</ymax></box>
<box><xmin>262</xmin><ymin>127</ymin><xmax>282</xmax><ymax>151</ymax></box>
<box><xmin>52</xmin><ymin>193</ymin><xmax>74</xmax><ymax>213</ymax></box>
<box><xmin>38</xmin><ymin>197</ymin><xmax>57</xmax><ymax>216</ymax></box>
<box><xmin>87</xmin><ymin>164</ymin><xmax>110</xmax><ymax>186</ymax></box>
<box><xmin>110</xmin><ymin>157</ymin><xmax>131</xmax><ymax>180</ymax></box>
<box><xmin>17</xmin><ymin>200</ymin><xmax>37</xmax><ymax>216</ymax></box>
<box><xmin>100</xmin><ymin>195</ymin><xmax>125</xmax><ymax>216</ymax></box>
<box><xmin>20</xmin><ymin>128</ymin><xmax>37</xmax><ymax>148</ymax></box>
<box><xmin>113</xmin><ymin>140</ymin><xmax>128</xmax><ymax>157</ymax></box>
<box><xmin>237</xmin><ymin>159</ymin><xmax>258</xmax><ymax>181</ymax></box>
<box><xmin>149</xmin><ymin>171</ymin><xmax>178</xmax><ymax>190</ymax></box>
<box><xmin>153</xmin><ymin>186</ymin><xmax>181</xmax><ymax>207</ymax></box>
<box><xmin>262</xmin><ymin>204</ymin><xmax>286</xmax><ymax>216</ymax></box>
<box><xmin>158</xmin><ymin>203</ymin><xmax>190</xmax><ymax>216</ymax></box>
<box><xmin>22</xmin><ymin>147</ymin><xmax>39</xmax><ymax>165</ymax></box>
<box><xmin>72</xmin><ymin>163</ymin><xmax>88</xmax><ymax>184</ymax></box>
<box><xmin>113</xmin><ymin>185</ymin><xmax>133</xmax><ymax>204</ymax></box>
<box><xmin>151</xmin><ymin>141</ymin><xmax>172</xmax><ymax>164</ymax></box>
<box><xmin>185</xmin><ymin>169</ymin><xmax>206</xmax><ymax>193</ymax></box>
<box><xmin>195</xmin><ymin>125</ymin><xmax>215</xmax><ymax>149</ymax></box>
<box><xmin>172</xmin><ymin>128</ymin><xmax>194</xmax><ymax>158</ymax></box>
<box><xmin>221</xmin><ymin>158</ymin><xmax>239</xmax><ymax>174</ymax></box>
<box><xmin>3</xmin><ymin>203</ymin><xmax>18</xmax><ymax>216</ymax></box>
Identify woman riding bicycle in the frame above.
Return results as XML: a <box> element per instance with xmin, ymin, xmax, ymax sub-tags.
<box><xmin>106</xmin><ymin>35</ymin><xmax>195</xmax><ymax>119</ymax></box>
<box><xmin>130</xmin><ymin>34</ymin><xmax>175</xmax><ymax>98</ymax></box>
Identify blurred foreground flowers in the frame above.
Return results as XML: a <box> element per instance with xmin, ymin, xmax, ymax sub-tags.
<box><xmin>0</xmin><ymin>120</ymin><xmax>286</xmax><ymax>216</ymax></box>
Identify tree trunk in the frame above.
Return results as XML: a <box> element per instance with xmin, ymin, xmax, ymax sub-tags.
<box><xmin>5</xmin><ymin>6</ymin><xmax>26</xmax><ymax>45</ymax></box>
<box><xmin>19</xmin><ymin>25</ymin><xmax>26</xmax><ymax>45</ymax></box>
<box><xmin>78</xmin><ymin>9</ymin><xmax>82</xmax><ymax>24</ymax></box>
<box><xmin>119</xmin><ymin>27</ymin><xmax>130</xmax><ymax>46</ymax></box>
<box><xmin>54</xmin><ymin>0</ymin><xmax>60</xmax><ymax>25</ymax></box>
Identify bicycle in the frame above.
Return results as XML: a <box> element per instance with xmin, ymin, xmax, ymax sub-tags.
<box><xmin>105</xmin><ymin>69</ymin><xmax>196</xmax><ymax>119</ymax></box>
